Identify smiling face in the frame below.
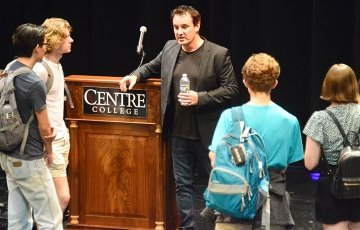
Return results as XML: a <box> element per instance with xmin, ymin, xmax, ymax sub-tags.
<box><xmin>172</xmin><ymin>12</ymin><xmax>200</xmax><ymax>50</ymax></box>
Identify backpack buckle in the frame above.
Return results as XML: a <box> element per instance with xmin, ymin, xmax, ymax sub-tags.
<box><xmin>5</xmin><ymin>112</ymin><xmax>14</xmax><ymax>119</ymax></box>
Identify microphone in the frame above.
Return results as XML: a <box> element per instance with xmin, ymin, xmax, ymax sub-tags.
<box><xmin>136</xmin><ymin>26</ymin><xmax>147</xmax><ymax>55</ymax></box>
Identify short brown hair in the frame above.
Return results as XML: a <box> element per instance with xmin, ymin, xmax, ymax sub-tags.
<box><xmin>171</xmin><ymin>5</ymin><xmax>201</xmax><ymax>27</ymax></box>
<box><xmin>241</xmin><ymin>53</ymin><xmax>280</xmax><ymax>92</ymax></box>
<box><xmin>320</xmin><ymin>63</ymin><xmax>358</xmax><ymax>103</ymax></box>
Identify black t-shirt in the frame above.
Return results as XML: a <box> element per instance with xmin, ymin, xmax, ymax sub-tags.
<box><xmin>171</xmin><ymin>44</ymin><xmax>204</xmax><ymax>140</ymax></box>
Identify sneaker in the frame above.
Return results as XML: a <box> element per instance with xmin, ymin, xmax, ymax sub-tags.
<box><xmin>200</xmin><ymin>207</ymin><xmax>217</xmax><ymax>223</ymax></box>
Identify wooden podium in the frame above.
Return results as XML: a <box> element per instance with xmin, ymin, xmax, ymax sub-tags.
<box><xmin>64</xmin><ymin>75</ymin><xmax>178</xmax><ymax>230</ymax></box>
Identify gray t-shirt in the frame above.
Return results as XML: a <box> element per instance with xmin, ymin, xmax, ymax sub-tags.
<box><xmin>6</xmin><ymin>61</ymin><xmax>47</xmax><ymax>160</ymax></box>
<box><xmin>303</xmin><ymin>103</ymin><xmax>360</xmax><ymax>165</ymax></box>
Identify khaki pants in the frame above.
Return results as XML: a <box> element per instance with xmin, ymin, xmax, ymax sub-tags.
<box><xmin>215</xmin><ymin>223</ymin><xmax>286</xmax><ymax>230</ymax></box>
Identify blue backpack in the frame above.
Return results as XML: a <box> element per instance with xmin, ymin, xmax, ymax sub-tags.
<box><xmin>203</xmin><ymin>106</ymin><xmax>270</xmax><ymax>227</ymax></box>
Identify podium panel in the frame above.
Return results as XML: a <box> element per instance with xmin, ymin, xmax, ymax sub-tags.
<box><xmin>65</xmin><ymin>75</ymin><xmax>178</xmax><ymax>230</ymax></box>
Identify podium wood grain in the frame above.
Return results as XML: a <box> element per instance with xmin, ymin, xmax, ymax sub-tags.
<box><xmin>65</xmin><ymin>75</ymin><xmax>178</xmax><ymax>230</ymax></box>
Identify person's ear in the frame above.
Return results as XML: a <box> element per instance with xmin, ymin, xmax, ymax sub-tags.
<box><xmin>271</xmin><ymin>80</ymin><xmax>278</xmax><ymax>89</ymax></box>
<box><xmin>195</xmin><ymin>22</ymin><xmax>200</xmax><ymax>33</ymax></box>
<box><xmin>242</xmin><ymin>79</ymin><xmax>248</xmax><ymax>88</ymax></box>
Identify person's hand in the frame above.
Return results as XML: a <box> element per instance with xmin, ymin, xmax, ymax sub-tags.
<box><xmin>44</xmin><ymin>151</ymin><xmax>53</xmax><ymax>165</ymax></box>
<box><xmin>0</xmin><ymin>70</ymin><xmax>8</xmax><ymax>78</ymax></box>
<box><xmin>178</xmin><ymin>90</ymin><xmax>198</xmax><ymax>106</ymax></box>
<box><xmin>119</xmin><ymin>75</ymin><xmax>137</xmax><ymax>92</ymax></box>
<box><xmin>43</xmin><ymin>127</ymin><xmax>56</xmax><ymax>142</ymax></box>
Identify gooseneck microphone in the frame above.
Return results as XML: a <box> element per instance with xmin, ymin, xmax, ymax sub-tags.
<box><xmin>136</xmin><ymin>26</ymin><xmax>147</xmax><ymax>55</ymax></box>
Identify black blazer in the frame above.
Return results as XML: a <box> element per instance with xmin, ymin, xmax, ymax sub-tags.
<box><xmin>133</xmin><ymin>39</ymin><xmax>240</xmax><ymax>148</ymax></box>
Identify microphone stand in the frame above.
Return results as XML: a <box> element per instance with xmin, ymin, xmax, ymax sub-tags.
<box><xmin>136</xmin><ymin>50</ymin><xmax>146</xmax><ymax>70</ymax></box>
<box><xmin>129</xmin><ymin>49</ymin><xmax>146</xmax><ymax>76</ymax></box>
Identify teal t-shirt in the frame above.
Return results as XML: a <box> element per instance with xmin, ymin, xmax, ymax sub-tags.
<box><xmin>209</xmin><ymin>103</ymin><xmax>304</xmax><ymax>170</ymax></box>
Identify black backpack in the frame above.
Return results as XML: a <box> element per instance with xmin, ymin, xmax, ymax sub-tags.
<box><xmin>321</xmin><ymin>109</ymin><xmax>360</xmax><ymax>199</ymax></box>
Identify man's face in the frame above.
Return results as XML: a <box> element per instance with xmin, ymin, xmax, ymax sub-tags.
<box><xmin>58</xmin><ymin>30</ymin><xmax>74</xmax><ymax>54</ymax></box>
<box><xmin>172</xmin><ymin>13</ymin><xmax>200</xmax><ymax>47</ymax></box>
<box><xmin>35</xmin><ymin>41</ymin><xmax>47</xmax><ymax>62</ymax></box>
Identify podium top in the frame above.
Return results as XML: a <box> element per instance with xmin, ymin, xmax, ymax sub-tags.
<box><xmin>65</xmin><ymin>75</ymin><xmax>160</xmax><ymax>86</ymax></box>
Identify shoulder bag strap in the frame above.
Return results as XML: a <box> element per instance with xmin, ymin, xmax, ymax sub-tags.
<box><xmin>64</xmin><ymin>81</ymin><xmax>74</xmax><ymax>108</ymax></box>
<box><xmin>19</xmin><ymin>114</ymin><xmax>34</xmax><ymax>158</ymax></box>
<box><xmin>41</xmin><ymin>61</ymin><xmax>54</xmax><ymax>93</ymax></box>
<box><xmin>236</xmin><ymin>106</ymin><xmax>270</xmax><ymax>229</ymax></box>
<box><xmin>4</xmin><ymin>59</ymin><xmax>17</xmax><ymax>71</ymax></box>
<box><xmin>321</xmin><ymin>109</ymin><xmax>346</xmax><ymax>175</ymax></box>
<box><xmin>324</xmin><ymin>109</ymin><xmax>347</xmax><ymax>143</ymax></box>
<box><xmin>231</xmin><ymin>106</ymin><xmax>246</xmax><ymax>137</ymax></box>
<box><xmin>7</xmin><ymin>66</ymin><xmax>35</xmax><ymax>158</ymax></box>
<box><xmin>41</xmin><ymin>61</ymin><xmax>74</xmax><ymax>108</ymax></box>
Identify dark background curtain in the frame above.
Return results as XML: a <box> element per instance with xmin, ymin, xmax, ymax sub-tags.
<box><xmin>1</xmin><ymin>0</ymin><xmax>360</xmax><ymax>137</ymax></box>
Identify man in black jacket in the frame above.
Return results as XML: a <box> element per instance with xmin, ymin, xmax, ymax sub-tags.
<box><xmin>120</xmin><ymin>5</ymin><xmax>239</xmax><ymax>229</ymax></box>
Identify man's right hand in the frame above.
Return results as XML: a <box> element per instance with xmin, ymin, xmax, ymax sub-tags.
<box><xmin>119</xmin><ymin>75</ymin><xmax>137</xmax><ymax>92</ymax></box>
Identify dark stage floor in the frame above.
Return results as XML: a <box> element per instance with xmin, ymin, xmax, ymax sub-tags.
<box><xmin>0</xmin><ymin>165</ymin><xmax>321</xmax><ymax>230</ymax></box>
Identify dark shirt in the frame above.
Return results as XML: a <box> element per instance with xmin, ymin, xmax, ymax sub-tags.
<box><xmin>171</xmin><ymin>45</ymin><xmax>204</xmax><ymax>140</ymax></box>
<box><xmin>6</xmin><ymin>61</ymin><xmax>47</xmax><ymax>160</ymax></box>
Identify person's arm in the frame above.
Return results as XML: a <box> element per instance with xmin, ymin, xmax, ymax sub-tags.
<box><xmin>207</xmin><ymin>109</ymin><xmax>232</xmax><ymax>169</ymax></box>
<box><xmin>196</xmin><ymin>49</ymin><xmax>239</xmax><ymax>110</ymax></box>
<box><xmin>208</xmin><ymin>151</ymin><xmax>216</xmax><ymax>168</ymax></box>
<box><xmin>119</xmin><ymin>42</ymin><xmax>169</xmax><ymax>92</ymax></box>
<box><xmin>304</xmin><ymin>136</ymin><xmax>321</xmax><ymax>170</ymax></box>
<box><xmin>35</xmin><ymin>108</ymin><xmax>56</xmax><ymax>165</ymax></box>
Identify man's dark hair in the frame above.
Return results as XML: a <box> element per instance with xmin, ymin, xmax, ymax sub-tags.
<box><xmin>171</xmin><ymin>5</ymin><xmax>201</xmax><ymax>27</ymax></box>
<box><xmin>12</xmin><ymin>23</ymin><xmax>45</xmax><ymax>58</ymax></box>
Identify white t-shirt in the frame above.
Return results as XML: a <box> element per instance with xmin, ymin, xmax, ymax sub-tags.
<box><xmin>33</xmin><ymin>58</ymin><xmax>67</xmax><ymax>139</ymax></box>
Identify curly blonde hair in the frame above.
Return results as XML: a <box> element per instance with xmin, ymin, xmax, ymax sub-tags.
<box><xmin>42</xmin><ymin>18</ymin><xmax>72</xmax><ymax>54</ymax></box>
<box><xmin>241</xmin><ymin>53</ymin><xmax>280</xmax><ymax>92</ymax></box>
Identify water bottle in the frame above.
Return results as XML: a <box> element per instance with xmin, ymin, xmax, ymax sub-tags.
<box><xmin>179</xmin><ymin>73</ymin><xmax>190</xmax><ymax>93</ymax></box>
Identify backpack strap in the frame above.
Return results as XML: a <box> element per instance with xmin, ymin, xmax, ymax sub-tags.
<box><xmin>231</xmin><ymin>106</ymin><xmax>270</xmax><ymax>230</ymax></box>
<box><xmin>231</xmin><ymin>107</ymin><xmax>247</xmax><ymax>139</ymax></box>
<box><xmin>3</xmin><ymin>66</ymin><xmax>35</xmax><ymax>158</ymax></box>
<box><xmin>19</xmin><ymin>114</ymin><xmax>34</xmax><ymax>158</ymax></box>
<box><xmin>40</xmin><ymin>61</ymin><xmax>54</xmax><ymax>93</ymax></box>
<box><xmin>321</xmin><ymin>109</ymin><xmax>346</xmax><ymax>176</ymax></box>
<box><xmin>3</xmin><ymin>67</ymin><xmax>34</xmax><ymax>99</ymax></box>
<box><xmin>325</xmin><ymin>110</ymin><xmax>347</xmax><ymax>145</ymax></box>
<box><xmin>41</xmin><ymin>60</ymin><xmax>74</xmax><ymax>108</ymax></box>
<box><xmin>4</xmin><ymin>59</ymin><xmax>17</xmax><ymax>71</ymax></box>
<box><xmin>64</xmin><ymin>81</ymin><xmax>74</xmax><ymax>108</ymax></box>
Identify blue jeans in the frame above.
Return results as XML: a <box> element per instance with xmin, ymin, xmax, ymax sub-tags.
<box><xmin>0</xmin><ymin>154</ymin><xmax>63</xmax><ymax>230</ymax></box>
<box><xmin>171</xmin><ymin>137</ymin><xmax>212</xmax><ymax>230</ymax></box>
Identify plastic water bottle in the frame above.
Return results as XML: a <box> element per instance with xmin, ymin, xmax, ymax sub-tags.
<box><xmin>179</xmin><ymin>73</ymin><xmax>190</xmax><ymax>93</ymax></box>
